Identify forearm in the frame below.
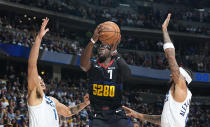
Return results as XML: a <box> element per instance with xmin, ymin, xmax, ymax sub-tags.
<box><xmin>163</xmin><ymin>31</ymin><xmax>180</xmax><ymax>82</ymax></box>
<box><xmin>27</xmin><ymin>35</ymin><xmax>42</xmax><ymax>90</ymax></box>
<box><xmin>163</xmin><ymin>30</ymin><xmax>172</xmax><ymax>43</ymax></box>
<box><xmin>80</xmin><ymin>42</ymin><xmax>94</xmax><ymax>71</ymax></box>
<box><xmin>28</xmin><ymin>35</ymin><xmax>42</xmax><ymax>67</ymax></box>
<box><xmin>69</xmin><ymin>102</ymin><xmax>89</xmax><ymax>115</ymax></box>
<box><xmin>141</xmin><ymin>114</ymin><xmax>161</xmax><ymax>125</ymax></box>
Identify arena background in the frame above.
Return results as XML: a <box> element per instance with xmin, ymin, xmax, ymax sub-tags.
<box><xmin>0</xmin><ymin>0</ymin><xmax>210</xmax><ymax>126</ymax></box>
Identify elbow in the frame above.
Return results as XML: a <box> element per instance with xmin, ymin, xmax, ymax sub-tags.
<box><xmin>80</xmin><ymin>65</ymin><xmax>88</xmax><ymax>72</ymax></box>
<box><xmin>63</xmin><ymin>114</ymin><xmax>73</xmax><ymax>118</ymax></box>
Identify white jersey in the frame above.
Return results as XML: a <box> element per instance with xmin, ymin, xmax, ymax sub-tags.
<box><xmin>161</xmin><ymin>89</ymin><xmax>192</xmax><ymax>127</ymax></box>
<box><xmin>28</xmin><ymin>95</ymin><xmax>59</xmax><ymax>127</ymax></box>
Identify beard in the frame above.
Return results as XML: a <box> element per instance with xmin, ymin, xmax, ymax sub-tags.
<box><xmin>98</xmin><ymin>56</ymin><xmax>106</xmax><ymax>63</ymax></box>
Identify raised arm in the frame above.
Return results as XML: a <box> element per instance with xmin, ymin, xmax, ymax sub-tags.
<box><xmin>162</xmin><ymin>14</ymin><xmax>186</xmax><ymax>86</ymax></box>
<box><xmin>50</xmin><ymin>94</ymin><xmax>90</xmax><ymax>117</ymax></box>
<box><xmin>80</xmin><ymin>26</ymin><xmax>100</xmax><ymax>72</ymax></box>
<box><xmin>162</xmin><ymin>14</ymin><xmax>188</xmax><ymax>102</ymax></box>
<box><xmin>162</xmin><ymin>14</ymin><xmax>181</xmax><ymax>84</ymax></box>
<box><xmin>123</xmin><ymin>106</ymin><xmax>161</xmax><ymax>126</ymax></box>
<box><xmin>27</xmin><ymin>18</ymin><xmax>49</xmax><ymax>93</ymax></box>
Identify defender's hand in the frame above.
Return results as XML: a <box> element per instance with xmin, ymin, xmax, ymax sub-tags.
<box><xmin>83</xmin><ymin>94</ymin><xmax>90</xmax><ymax>105</ymax></box>
<box><xmin>122</xmin><ymin>106</ymin><xmax>140</xmax><ymax>118</ymax></box>
<box><xmin>38</xmin><ymin>17</ymin><xmax>49</xmax><ymax>39</ymax></box>
<box><xmin>162</xmin><ymin>13</ymin><xmax>171</xmax><ymax>32</ymax></box>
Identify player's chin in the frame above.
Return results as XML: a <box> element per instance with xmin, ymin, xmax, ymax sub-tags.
<box><xmin>98</xmin><ymin>56</ymin><xmax>106</xmax><ymax>62</ymax></box>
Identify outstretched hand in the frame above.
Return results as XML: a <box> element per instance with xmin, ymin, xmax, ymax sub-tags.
<box><xmin>122</xmin><ymin>106</ymin><xmax>140</xmax><ymax>118</ymax></box>
<box><xmin>162</xmin><ymin>13</ymin><xmax>171</xmax><ymax>32</ymax></box>
<box><xmin>38</xmin><ymin>17</ymin><xmax>49</xmax><ymax>39</ymax></box>
<box><xmin>83</xmin><ymin>94</ymin><xmax>90</xmax><ymax>105</ymax></box>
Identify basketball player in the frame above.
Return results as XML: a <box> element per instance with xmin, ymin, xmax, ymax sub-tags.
<box><xmin>80</xmin><ymin>24</ymin><xmax>132</xmax><ymax>127</ymax></box>
<box><xmin>123</xmin><ymin>13</ymin><xmax>192</xmax><ymax>127</ymax></box>
<box><xmin>27</xmin><ymin>17</ymin><xmax>90</xmax><ymax>127</ymax></box>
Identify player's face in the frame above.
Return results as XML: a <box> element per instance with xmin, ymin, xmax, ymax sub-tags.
<box><xmin>38</xmin><ymin>76</ymin><xmax>46</xmax><ymax>90</ymax></box>
<box><xmin>98</xmin><ymin>44</ymin><xmax>111</xmax><ymax>58</ymax></box>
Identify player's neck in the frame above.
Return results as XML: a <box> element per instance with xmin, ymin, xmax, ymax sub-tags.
<box><xmin>101</xmin><ymin>57</ymin><xmax>112</xmax><ymax>66</ymax></box>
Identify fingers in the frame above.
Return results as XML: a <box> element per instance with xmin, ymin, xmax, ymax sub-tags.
<box><xmin>41</xmin><ymin>17</ymin><xmax>49</xmax><ymax>29</ymax></box>
<box><xmin>162</xmin><ymin>13</ymin><xmax>171</xmax><ymax>30</ymax></box>
<box><xmin>165</xmin><ymin>13</ymin><xmax>171</xmax><ymax>23</ymax></box>
<box><xmin>84</xmin><ymin>94</ymin><xmax>89</xmax><ymax>100</ymax></box>
<box><xmin>122</xmin><ymin>106</ymin><xmax>132</xmax><ymax>112</ymax></box>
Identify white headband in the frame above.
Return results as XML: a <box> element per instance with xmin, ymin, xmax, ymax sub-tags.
<box><xmin>179</xmin><ymin>67</ymin><xmax>192</xmax><ymax>84</ymax></box>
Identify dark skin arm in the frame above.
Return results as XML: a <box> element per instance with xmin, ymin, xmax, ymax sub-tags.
<box><xmin>162</xmin><ymin>14</ymin><xmax>187</xmax><ymax>102</ymax></box>
<box><xmin>80</xmin><ymin>26</ymin><xmax>100</xmax><ymax>72</ymax></box>
<box><xmin>80</xmin><ymin>42</ymin><xmax>94</xmax><ymax>72</ymax></box>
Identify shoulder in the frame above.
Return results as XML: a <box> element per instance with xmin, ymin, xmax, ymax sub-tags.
<box><xmin>113</xmin><ymin>54</ymin><xmax>121</xmax><ymax>61</ymax></box>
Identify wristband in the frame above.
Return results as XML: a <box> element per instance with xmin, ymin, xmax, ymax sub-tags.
<box><xmin>90</xmin><ymin>38</ymin><xmax>95</xmax><ymax>44</ymax></box>
<box><xmin>163</xmin><ymin>42</ymin><xmax>175</xmax><ymax>51</ymax></box>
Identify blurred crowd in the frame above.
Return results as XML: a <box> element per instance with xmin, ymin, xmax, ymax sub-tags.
<box><xmin>1</xmin><ymin>14</ymin><xmax>210</xmax><ymax>73</ymax></box>
<box><xmin>4</xmin><ymin>0</ymin><xmax>210</xmax><ymax>34</ymax></box>
<box><xmin>0</xmin><ymin>16</ymin><xmax>84</xmax><ymax>56</ymax></box>
<box><xmin>120</xmin><ymin>36</ymin><xmax>210</xmax><ymax>72</ymax></box>
<box><xmin>0</xmin><ymin>63</ymin><xmax>209</xmax><ymax>127</ymax></box>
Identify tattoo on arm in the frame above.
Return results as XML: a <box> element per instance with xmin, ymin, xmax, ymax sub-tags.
<box><xmin>163</xmin><ymin>31</ymin><xmax>180</xmax><ymax>83</ymax></box>
<box><xmin>143</xmin><ymin>114</ymin><xmax>161</xmax><ymax>125</ymax></box>
<box><xmin>70</xmin><ymin>105</ymin><xmax>80</xmax><ymax>115</ymax></box>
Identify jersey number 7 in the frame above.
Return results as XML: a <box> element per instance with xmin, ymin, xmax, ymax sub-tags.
<box><xmin>108</xmin><ymin>70</ymin><xmax>113</xmax><ymax>79</ymax></box>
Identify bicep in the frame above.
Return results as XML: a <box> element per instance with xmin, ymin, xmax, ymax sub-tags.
<box><xmin>165</xmin><ymin>49</ymin><xmax>181</xmax><ymax>84</ymax></box>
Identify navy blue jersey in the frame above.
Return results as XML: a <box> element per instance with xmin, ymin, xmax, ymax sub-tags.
<box><xmin>87</xmin><ymin>55</ymin><xmax>130</xmax><ymax>111</ymax></box>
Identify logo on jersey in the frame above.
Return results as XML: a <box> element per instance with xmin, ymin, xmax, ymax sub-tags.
<box><xmin>45</xmin><ymin>96</ymin><xmax>56</xmax><ymax>108</ymax></box>
<box><xmin>180</xmin><ymin>98</ymin><xmax>191</xmax><ymax>117</ymax></box>
<box><xmin>45</xmin><ymin>96</ymin><xmax>58</xmax><ymax>120</ymax></box>
<box><xmin>95</xmin><ymin>65</ymin><xmax>101</xmax><ymax>68</ymax></box>
<box><xmin>108</xmin><ymin>67</ymin><xmax>116</xmax><ymax>70</ymax></box>
<box><xmin>93</xmin><ymin>84</ymin><xmax>115</xmax><ymax>97</ymax></box>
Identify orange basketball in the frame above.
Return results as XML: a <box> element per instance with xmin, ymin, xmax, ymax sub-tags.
<box><xmin>98</xmin><ymin>21</ymin><xmax>121</xmax><ymax>45</ymax></box>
